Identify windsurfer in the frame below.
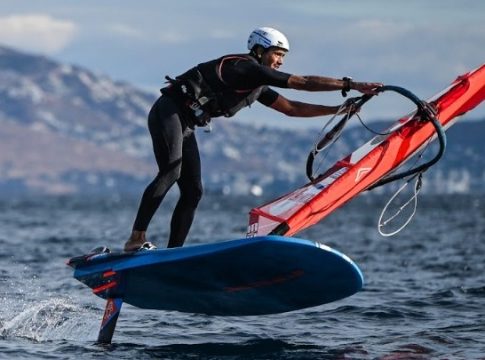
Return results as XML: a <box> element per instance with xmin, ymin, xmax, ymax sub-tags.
<box><xmin>124</xmin><ymin>27</ymin><xmax>382</xmax><ymax>251</ymax></box>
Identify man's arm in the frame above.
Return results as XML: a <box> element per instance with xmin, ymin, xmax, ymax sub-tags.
<box><xmin>269</xmin><ymin>93</ymin><xmax>342</xmax><ymax>117</ymax></box>
<box><xmin>223</xmin><ymin>59</ymin><xmax>381</xmax><ymax>94</ymax></box>
<box><xmin>288</xmin><ymin>75</ymin><xmax>382</xmax><ymax>95</ymax></box>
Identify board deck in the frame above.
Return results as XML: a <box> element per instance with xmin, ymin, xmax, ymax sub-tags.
<box><xmin>68</xmin><ymin>236</ymin><xmax>363</xmax><ymax>316</ymax></box>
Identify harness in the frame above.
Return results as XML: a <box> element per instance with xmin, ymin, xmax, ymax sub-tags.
<box><xmin>161</xmin><ymin>54</ymin><xmax>263</xmax><ymax>127</ymax></box>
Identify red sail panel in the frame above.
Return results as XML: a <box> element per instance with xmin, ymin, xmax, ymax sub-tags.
<box><xmin>247</xmin><ymin>64</ymin><xmax>485</xmax><ymax>237</ymax></box>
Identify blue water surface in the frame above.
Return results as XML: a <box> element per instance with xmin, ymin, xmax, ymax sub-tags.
<box><xmin>0</xmin><ymin>193</ymin><xmax>484</xmax><ymax>359</ymax></box>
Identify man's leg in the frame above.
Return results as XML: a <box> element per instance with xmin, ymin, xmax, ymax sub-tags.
<box><xmin>125</xmin><ymin>97</ymin><xmax>184</xmax><ymax>251</ymax></box>
<box><xmin>167</xmin><ymin>132</ymin><xmax>203</xmax><ymax>248</ymax></box>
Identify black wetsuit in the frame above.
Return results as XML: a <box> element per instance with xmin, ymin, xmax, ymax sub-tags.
<box><xmin>132</xmin><ymin>53</ymin><xmax>291</xmax><ymax>248</ymax></box>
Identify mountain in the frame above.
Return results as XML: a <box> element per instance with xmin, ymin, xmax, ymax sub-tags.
<box><xmin>0</xmin><ymin>45</ymin><xmax>484</xmax><ymax>197</ymax></box>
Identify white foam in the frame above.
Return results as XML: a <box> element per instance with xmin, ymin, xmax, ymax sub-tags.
<box><xmin>1</xmin><ymin>297</ymin><xmax>98</xmax><ymax>342</ymax></box>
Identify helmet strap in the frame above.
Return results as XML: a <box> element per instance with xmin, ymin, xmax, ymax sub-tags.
<box><xmin>250</xmin><ymin>46</ymin><xmax>265</xmax><ymax>63</ymax></box>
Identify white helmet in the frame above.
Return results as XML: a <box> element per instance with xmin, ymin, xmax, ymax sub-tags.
<box><xmin>247</xmin><ymin>27</ymin><xmax>290</xmax><ymax>52</ymax></box>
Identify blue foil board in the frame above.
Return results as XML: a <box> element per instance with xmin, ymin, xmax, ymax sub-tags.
<box><xmin>68</xmin><ymin>236</ymin><xmax>364</xmax><ymax>316</ymax></box>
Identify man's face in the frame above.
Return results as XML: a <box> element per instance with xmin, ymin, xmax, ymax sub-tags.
<box><xmin>261</xmin><ymin>48</ymin><xmax>287</xmax><ymax>70</ymax></box>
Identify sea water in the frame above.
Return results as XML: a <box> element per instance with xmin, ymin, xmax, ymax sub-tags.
<box><xmin>0</xmin><ymin>193</ymin><xmax>484</xmax><ymax>359</ymax></box>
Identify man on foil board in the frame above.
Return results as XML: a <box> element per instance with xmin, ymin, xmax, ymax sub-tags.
<box><xmin>67</xmin><ymin>26</ymin><xmax>485</xmax><ymax>344</ymax></box>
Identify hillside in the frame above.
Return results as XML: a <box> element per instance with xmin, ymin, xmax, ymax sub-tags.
<box><xmin>0</xmin><ymin>46</ymin><xmax>484</xmax><ymax>196</ymax></box>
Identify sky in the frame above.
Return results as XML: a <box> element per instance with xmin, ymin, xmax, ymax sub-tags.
<box><xmin>1</xmin><ymin>0</ymin><xmax>484</xmax><ymax>128</ymax></box>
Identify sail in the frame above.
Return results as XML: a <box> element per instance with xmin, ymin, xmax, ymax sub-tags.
<box><xmin>248</xmin><ymin>64</ymin><xmax>485</xmax><ymax>237</ymax></box>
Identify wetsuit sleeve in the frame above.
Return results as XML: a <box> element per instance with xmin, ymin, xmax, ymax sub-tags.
<box><xmin>257</xmin><ymin>87</ymin><xmax>280</xmax><ymax>106</ymax></box>
<box><xmin>220</xmin><ymin>59</ymin><xmax>291</xmax><ymax>90</ymax></box>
